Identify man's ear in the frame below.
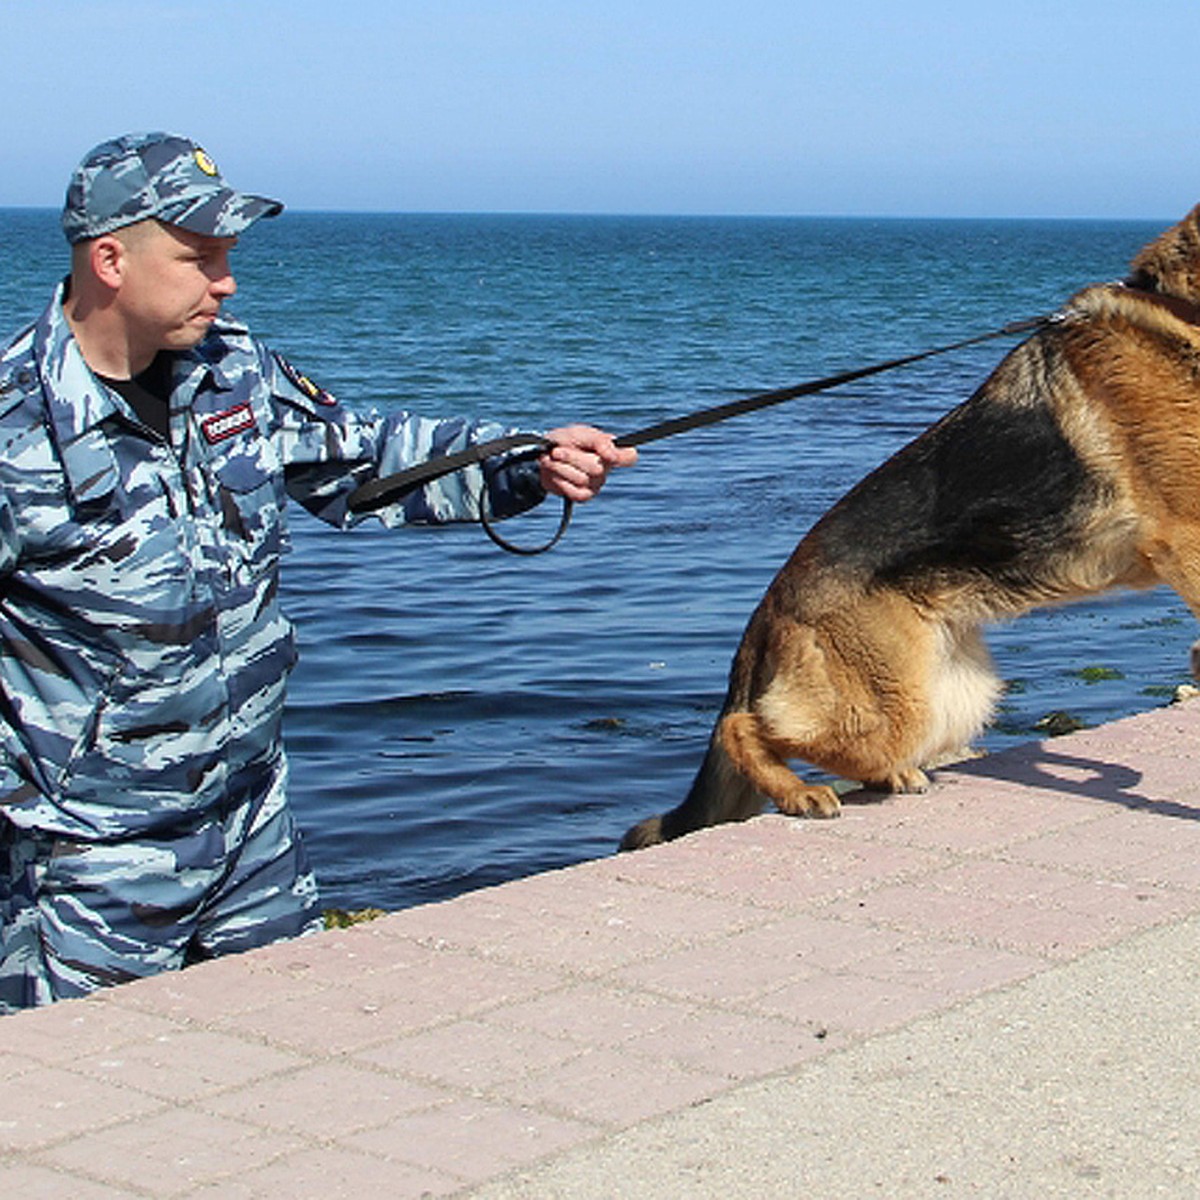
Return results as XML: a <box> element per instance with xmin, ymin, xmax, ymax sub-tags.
<box><xmin>89</xmin><ymin>234</ymin><xmax>127</xmax><ymax>290</ymax></box>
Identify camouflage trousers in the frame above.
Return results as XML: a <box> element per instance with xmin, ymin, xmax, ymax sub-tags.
<box><xmin>0</xmin><ymin>753</ymin><xmax>322</xmax><ymax>1014</ymax></box>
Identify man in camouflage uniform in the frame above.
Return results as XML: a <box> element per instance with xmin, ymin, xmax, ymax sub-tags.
<box><xmin>0</xmin><ymin>132</ymin><xmax>635</xmax><ymax>1012</ymax></box>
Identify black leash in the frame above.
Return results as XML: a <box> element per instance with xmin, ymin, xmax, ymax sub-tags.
<box><xmin>611</xmin><ymin>315</ymin><xmax>1051</xmax><ymax>449</ymax></box>
<box><xmin>345</xmin><ymin>313</ymin><xmax>1054</xmax><ymax>551</ymax></box>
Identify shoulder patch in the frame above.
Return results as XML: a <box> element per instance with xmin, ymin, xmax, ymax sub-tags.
<box><xmin>273</xmin><ymin>352</ymin><xmax>338</xmax><ymax>407</ymax></box>
<box><xmin>0</xmin><ymin>363</ymin><xmax>40</xmax><ymax>420</ymax></box>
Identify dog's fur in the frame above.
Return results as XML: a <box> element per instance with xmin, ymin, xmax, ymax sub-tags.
<box><xmin>621</xmin><ymin>205</ymin><xmax>1200</xmax><ymax>850</ymax></box>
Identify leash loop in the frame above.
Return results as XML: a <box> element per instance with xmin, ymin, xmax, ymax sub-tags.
<box><xmin>478</xmin><ymin>446</ymin><xmax>574</xmax><ymax>555</ymax></box>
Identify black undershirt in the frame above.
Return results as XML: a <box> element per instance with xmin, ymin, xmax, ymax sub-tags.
<box><xmin>98</xmin><ymin>352</ymin><xmax>173</xmax><ymax>440</ymax></box>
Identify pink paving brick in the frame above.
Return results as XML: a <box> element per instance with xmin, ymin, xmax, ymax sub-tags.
<box><xmin>832</xmin><ymin>870</ymin><xmax>1182</xmax><ymax>962</ymax></box>
<box><xmin>463</xmin><ymin>865</ymin><xmax>766</xmax><ymax>939</ymax></box>
<box><xmin>41</xmin><ymin>1108</ymin><xmax>305</xmax><ymax>1197</ymax></box>
<box><xmin>1011</xmin><ymin>823</ymin><xmax>1166</xmax><ymax>876</ymax></box>
<box><xmin>372</xmin><ymin>897</ymin><xmax>647</xmax><ymax>975</ymax></box>
<box><xmin>1066</xmin><ymin>706</ymin><xmax>1200</xmax><ymax>758</ymax></box>
<box><xmin>746</xmin><ymin>968</ymin><xmax>949</xmax><ymax>1034</ymax></box>
<box><xmin>341</xmin><ymin>1096</ymin><xmax>598</xmax><ymax>1184</ymax></box>
<box><xmin>499</xmin><ymin>979</ymin><xmax>838</xmax><ymax>1081</ymax></box>
<box><xmin>238</xmin><ymin>920</ymin><xmax>442</xmax><ymax>976</ymax></box>
<box><xmin>1113</xmin><ymin>806</ymin><xmax>1200</xmax><ymax>854</ymax></box>
<box><xmin>951</xmin><ymin>742</ymin><xmax>1162</xmax><ymax>808</ymax></box>
<box><xmin>848</xmin><ymin>936</ymin><xmax>1046</xmax><ymax>995</ymax></box>
<box><xmin>66</xmin><ymin>1028</ymin><xmax>304</xmax><ymax>1103</ymax></box>
<box><xmin>0</xmin><ymin>1065</ymin><xmax>164</xmax><ymax>1153</ymax></box>
<box><xmin>500</xmin><ymin>1045</ymin><xmax>729</xmax><ymax>1128</ymax></box>
<box><xmin>827</xmin><ymin>776</ymin><xmax>1103</xmax><ymax>853</ymax></box>
<box><xmin>1009</xmin><ymin>810</ymin><xmax>1200</xmax><ymax>876</ymax></box>
<box><xmin>104</xmin><ymin>947</ymin><xmax>331</xmax><ymax>1025</ymax></box>
<box><xmin>822</xmin><ymin>881</ymin><xmax>1005</xmax><ymax>942</ymax></box>
<box><xmin>210</xmin><ymin>951</ymin><xmax>567</xmax><ymax>1056</ymax></box>
<box><xmin>206</xmin><ymin>984</ymin><xmax>424</xmax><ymax>1057</ymax></box>
<box><xmin>202</xmin><ymin>1061</ymin><xmax>448</xmax><ymax>1137</ymax></box>
<box><xmin>0</xmin><ymin>992</ymin><xmax>182</xmax><ymax>1067</ymax></box>
<box><xmin>615</xmin><ymin>1004</ymin><xmax>838</xmax><ymax>1080</ymax></box>
<box><xmin>959</xmin><ymin>898</ymin><xmax>1137</xmax><ymax>960</ymax></box>
<box><xmin>1134</xmin><ymin>850</ymin><xmax>1200</xmax><ymax>891</ymax></box>
<box><xmin>389</xmin><ymin>873</ymin><xmax>774</xmax><ymax>975</ymax></box>
<box><xmin>609</xmin><ymin>911</ymin><xmax>916</xmax><ymax>1005</ymax></box>
<box><xmin>957</xmin><ymin>766</ymin><xmax>1135</xmax><ymax>815</ymax></box>
<box><xmin>744</xmin><ymin>964</ymin><xmax>950</xmax><ymax>1032</ymax></box>
<box><xmin>1042</xmin><ymin>875</ymin><xmax>1196</xmax><ymax>925</ymax></box>
<box><xmin>480</xmin><ymin>981</ymin><xmax>701</xmax><ymax>1047</ymax></box>
<box><xmin>337</xmin><ymin>945</ymin><xmax>569</xmax><ymax>1014</ymax></box>
<box><xmin>1117</xmin><ymin>752</ymin><xmax>1200</xmax><ymax>801</ymax></box>
<box><xmin>750</xmin><ymin>912</ymin><xmax>920</xmax><ymax>972</ymax></box>
<box><xmin>606</xmin><ymin>929</ymin><xmax>821</xmax><ymax>1006</ymax></box>
<box><xmin>0</xmin><ymin>1164</ymin><xmax>132</xmax><ymax>1198</ymax></box>
<box><xmin>926</xmin><ymin>856</ymin><xmax>1109</xmax><ymax>903</ymax></box>
<box><xmin>214</xmin><ymin>1146</ymin><xmax>460</xmax><ymax>1199</ymax></box>
<box><xmin>608</xmin><ymin>822</ymin><xmax>949</xmax><ymax>910</ymax></box>
<box><xmin>352</xmin><ymin>1017</ymin><xmax>584</xmax><ymax>1091</ymax></box>
<box><xmin>0</xmin><ymin>1053</ymin><xmax>38</xmax><ymax>1083</ymax></box>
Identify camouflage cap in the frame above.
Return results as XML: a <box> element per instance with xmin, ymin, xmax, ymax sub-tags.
<box><xmin>62</xmin><ymin>131</ymin><xmax>283</xmax><ymax>244</ymax></box>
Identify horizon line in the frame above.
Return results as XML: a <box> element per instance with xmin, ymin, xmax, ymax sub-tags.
<box><xmin>0</xmin><ymin>204</ymin><xmax>1172</xmax><ymax>224</ymax></box>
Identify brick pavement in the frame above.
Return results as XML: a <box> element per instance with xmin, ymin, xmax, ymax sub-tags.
<box><xmin>2</xmin><ymin>700</ymin><xmax>1199</xmax><ymax>1197</ymax></box>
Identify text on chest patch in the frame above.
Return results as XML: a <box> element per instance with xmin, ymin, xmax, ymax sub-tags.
<box><xmin>201</xmin><ymin>403</ymin><xmax>256</xmax><ymax>444</ymax></box>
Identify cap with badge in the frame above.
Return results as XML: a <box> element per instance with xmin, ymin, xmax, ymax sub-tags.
<box><xmin>62</xmin><ymin>131</ymin><xmax>283</xmax><ymax>244</ymax></box>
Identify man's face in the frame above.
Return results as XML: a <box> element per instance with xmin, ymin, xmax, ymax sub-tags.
<box><xmin>115</xmin><ymin>221</ymin><xmax>238</xmax><ymax>356</ymax></box>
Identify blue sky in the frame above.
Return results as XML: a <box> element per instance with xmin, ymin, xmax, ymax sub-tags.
<box><xmin>7</xmin><ymin>1</ymin><xmax>1200</xmax><ymax>219</ymax></box>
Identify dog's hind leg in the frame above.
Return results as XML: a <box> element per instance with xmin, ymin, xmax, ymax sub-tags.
<box><xmin>719</xmin><ymin>710</ymin><xmax>842</xmax><ymax>817</ymax></box>
<box><xmin>714</xmin><ymin>615</ymin><xmax>882</xmax><ymax>817</ymax></box>
<box><xmin>732</xmin><ymin>601</ymin><xmax>946</xmax><ymax>806</ymax></box>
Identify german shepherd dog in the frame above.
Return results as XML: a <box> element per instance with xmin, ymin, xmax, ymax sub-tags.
<box><xmin>621</xmin><ymin>205</ymin><xmax>1200</xmax><ymax>850</ymax></box>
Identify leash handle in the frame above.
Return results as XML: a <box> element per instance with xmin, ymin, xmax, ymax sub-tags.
<box><xmin>345</xmin><ymin>433</ymin><xmax>573</xmax><ymax>556</ymax></box>
<box><xmin>346</xmin><ymin>433</ymin><xmax>553</xmax><ymax>514</ymax></box>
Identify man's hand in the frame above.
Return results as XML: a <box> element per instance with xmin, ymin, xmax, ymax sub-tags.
<box><xmin>539</xmin><ymin>425</ymin><xmax>638</xmax><ymax>503</ymax></box>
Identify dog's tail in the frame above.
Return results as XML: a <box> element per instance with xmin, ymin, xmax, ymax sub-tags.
<box><xmin>620</xmin><ymin>605</ymin><xmax>773</xmax><ymax>851</ymax></box>
<box><xmin>618</xmin><ymin>718</ymin><xmax>763</xmax><ymax>850</ymax></box>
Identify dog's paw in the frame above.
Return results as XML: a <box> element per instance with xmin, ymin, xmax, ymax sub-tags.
<box><xmin>862</xmin><ymin>767</ymin><xmax>930</xmax><ymax>795</ymax></box>
<box><xmin>618</xmin><ymin>816</ymin><xmax>665</xmax><ymax>851</ymax></box>
<box><xmin>773</xmin><ymin>784</ymin><xmax>842</xmax><ymax>819</ymax></box>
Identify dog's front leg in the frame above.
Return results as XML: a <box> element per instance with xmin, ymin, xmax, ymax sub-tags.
<box><xmin>1135</xmin><ymin>536</ymin><xmax>1200</xmax><ymax>681</ymax></box>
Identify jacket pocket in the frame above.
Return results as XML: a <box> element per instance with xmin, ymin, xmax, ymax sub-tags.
<box><xmin>207</xmin><ymin>439</ymin><xmax>286</xmax><ymax>586</ymax></box>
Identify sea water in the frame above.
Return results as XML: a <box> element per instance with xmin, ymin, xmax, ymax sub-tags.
<box><xmin>2</xmin><ymin>208</ymin><xmax>1192</xmax><ymax>911</ymax></box>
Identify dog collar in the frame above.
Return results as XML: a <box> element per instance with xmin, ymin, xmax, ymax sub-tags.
<box><xmin>1118</xmin><ymin>281</ymin><xmax>1200</xmax><ymax>327</ymax></box>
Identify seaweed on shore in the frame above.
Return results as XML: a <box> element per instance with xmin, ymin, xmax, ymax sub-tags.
<box><xmin>324</xmin><ymin>907</ymin><xmax>388</xmax><ymax>929</ymax></box>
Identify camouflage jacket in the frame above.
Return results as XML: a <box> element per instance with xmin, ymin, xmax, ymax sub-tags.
<box><xmin>0</xmin><ymin>284</ymin><xmax>544</xmax><ymax>839</ymax></box>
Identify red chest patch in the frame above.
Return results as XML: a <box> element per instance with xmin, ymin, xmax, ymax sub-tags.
<box><xmin>201</xmin><ymin>403</ymin><xmax>256</xmax><ymax>444</ymax></box>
